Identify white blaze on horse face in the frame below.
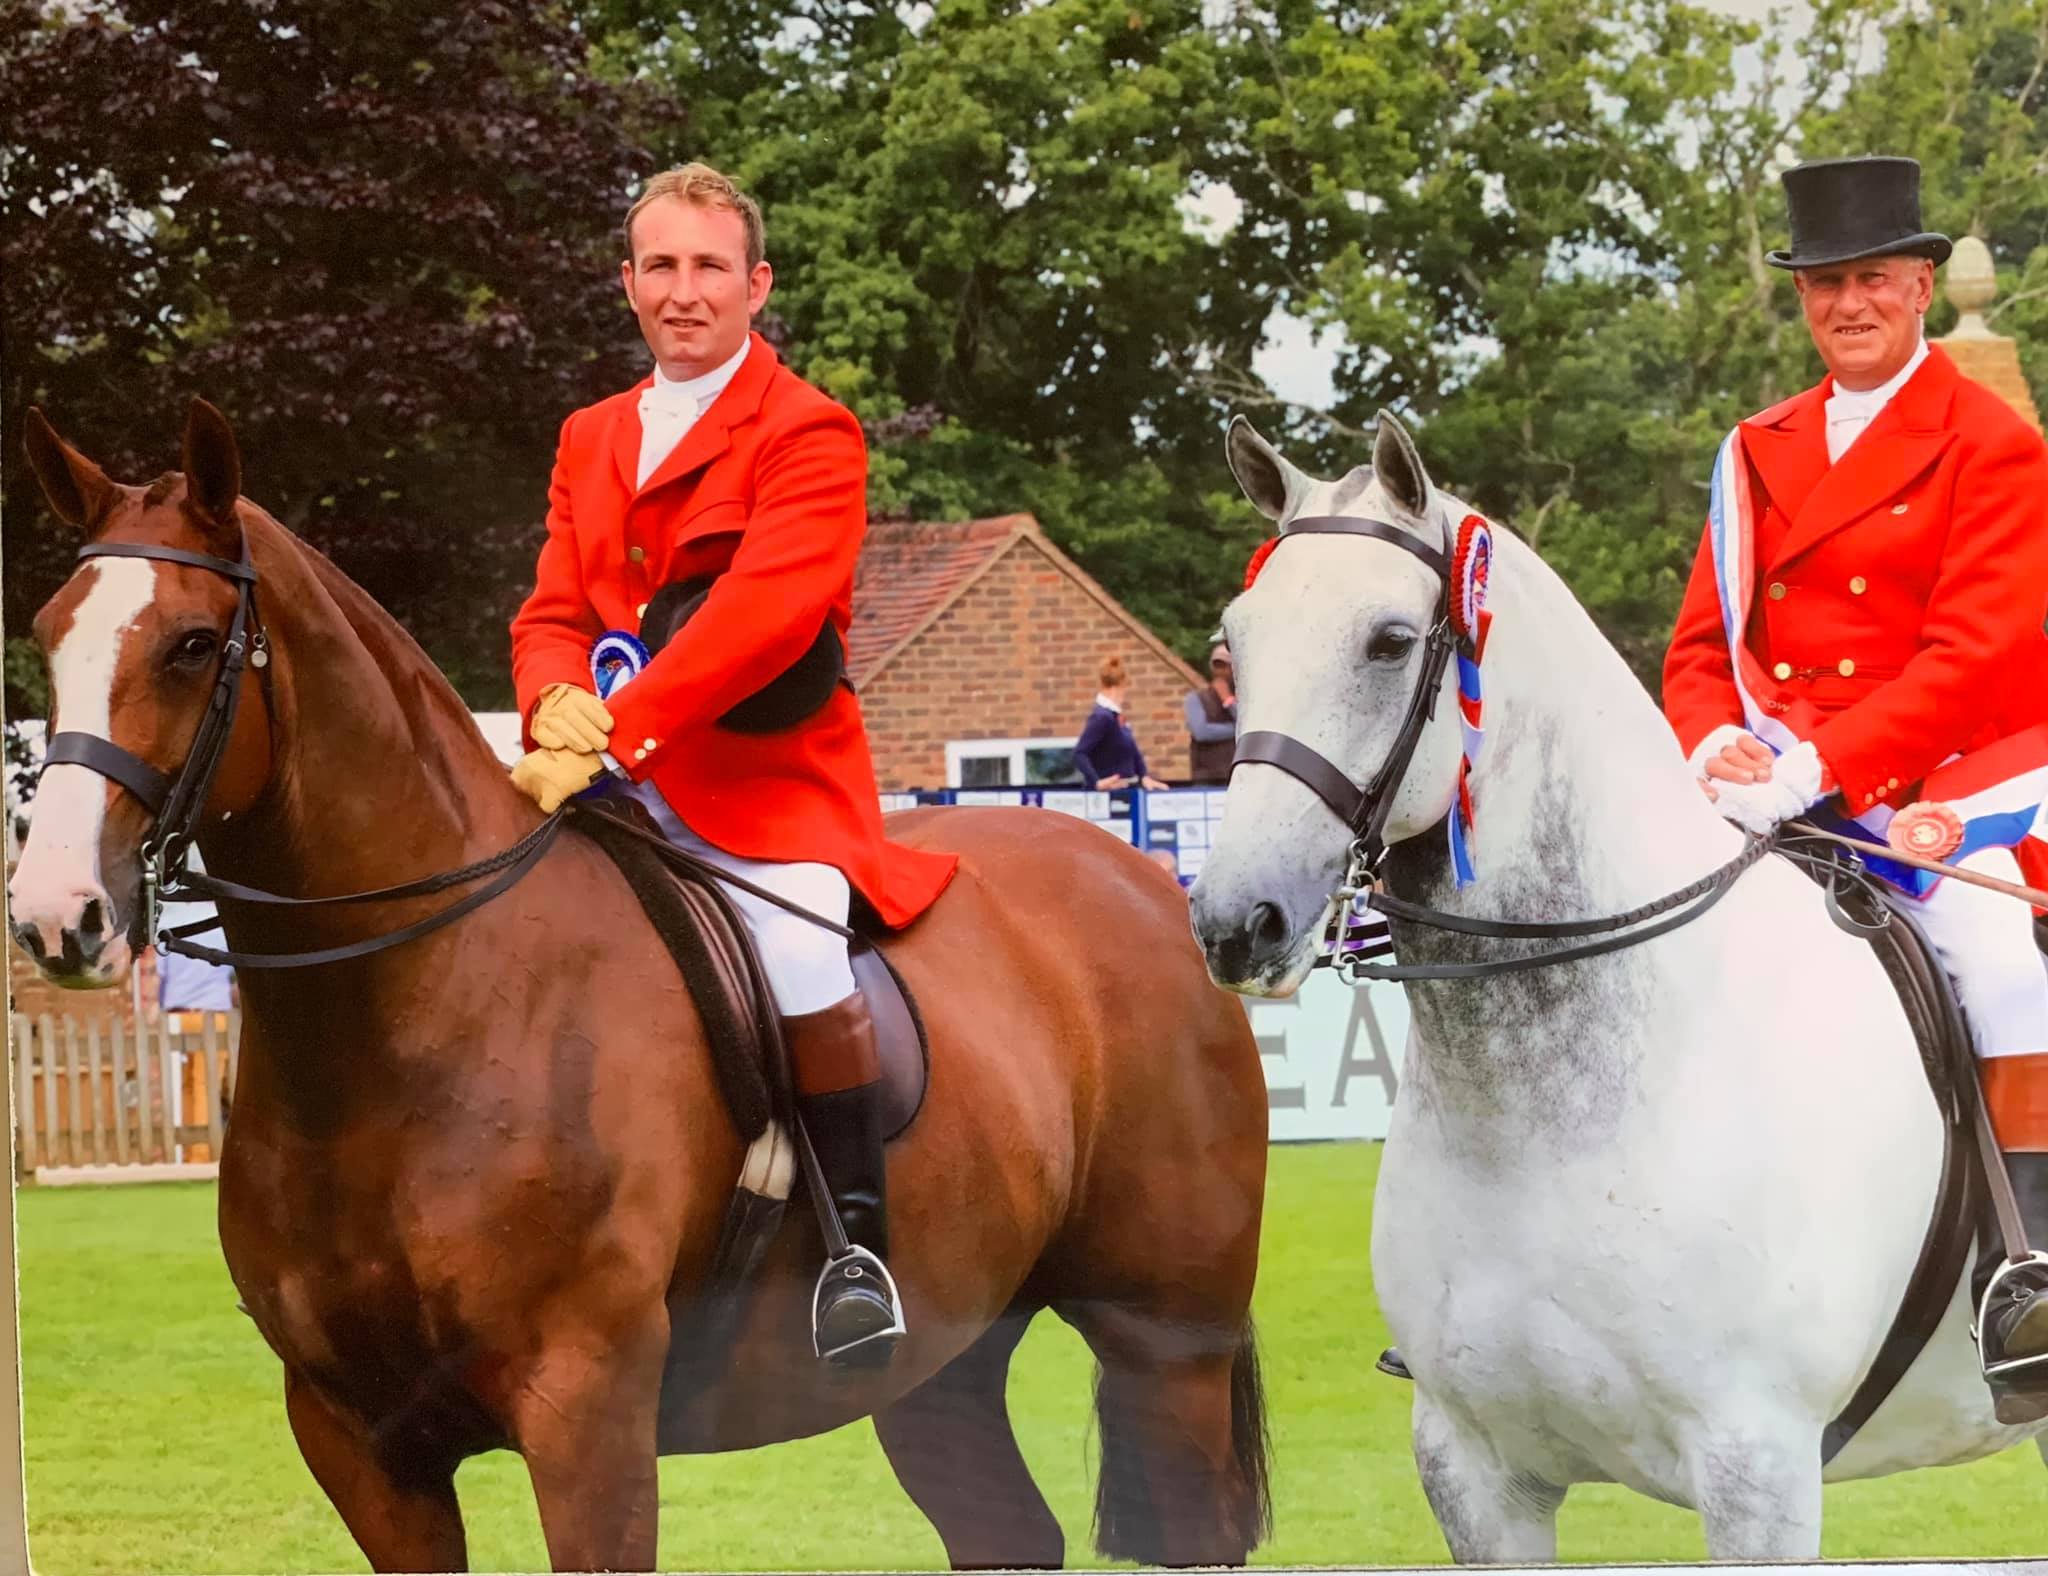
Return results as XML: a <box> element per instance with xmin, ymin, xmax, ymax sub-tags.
<box><xmin>8</xmin><ymin>558</ymin><xmax>158</xmax><ymax>947</ymax></box>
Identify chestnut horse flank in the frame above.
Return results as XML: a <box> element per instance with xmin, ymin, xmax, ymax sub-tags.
<box><xmin>9</xmin><ymin>403</ymin><xmax>1272</xmax><ymax>1573</ymax></box>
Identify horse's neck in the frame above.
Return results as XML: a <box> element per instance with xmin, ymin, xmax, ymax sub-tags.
<box><xmin>200</xmin><ymin>515</ymin><xmax>530</xmax><ymax>911</ymax></box>
<box><xmin>1384</xmin><ymin>532</ymin><xmax>1743</xmax><ymax>1142</ymax></box>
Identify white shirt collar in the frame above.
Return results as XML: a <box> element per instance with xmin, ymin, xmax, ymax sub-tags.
<box><xmin>1827</xmin><ymin>333</ymin><xmax>1928</xmax><ymax>418</ymax></box>
<box><xmin>642</xmin><ymin>336</ymin><xmax>751</xmax><ymax>416</ymax></box>
<box><xmin>1094</xmin><ymin>693</ymin><xmax>1122</xmax><ymax>714</ymax></box>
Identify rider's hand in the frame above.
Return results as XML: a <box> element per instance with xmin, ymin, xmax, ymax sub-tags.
<box><xmin>531</xmin><ymin>683</ymin><xmax>614</xmax><ymax>754</ymax></box>
<box><xmin>511</xmin><ymin>747</ymin><xmax>605</xmax><ymax>814</ymax></box>
<box><xmin>1703</xmin><ymin>731</ymin><xmax>1776</xmax><ymax>785</ymax></box>
<box><xmin>1697</xmin><ymin>739</ymin><xmax>1829</xmax><ymax>834</ymax></box>
<box><xmin>1097</xmin><ymin>774</ymin><xmax>1132</xmax><ymax>789</ymax></box>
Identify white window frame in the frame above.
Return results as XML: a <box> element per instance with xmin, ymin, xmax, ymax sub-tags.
<box><xmin>943</xmin><ymin>736</ymin><xmax>1079</xmax><ymax>789</ymax></box>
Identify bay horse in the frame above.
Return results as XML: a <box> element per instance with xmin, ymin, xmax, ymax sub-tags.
<box><xmin>7</xmin><ymin>401</ymin><xmax>1272</xmax><ymax>1573</ymax></box>
<box><xmin>1191</xmin><ymin>412</ymin><xmax>2047</xmax><ymax>1561</ymax></box>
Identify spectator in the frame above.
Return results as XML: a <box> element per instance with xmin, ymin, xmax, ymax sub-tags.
<box><xmin>1145</xmin><ymin>848</ymin><xmax>1188</xmax><ymax>890</ymax></box>
<box><xmin>1185</xmin><ymin>640</ymin><xmax>1237</xmax><ymax>785</ymax></box>
<box><xmin>1073</xmin><ymin>657</ymin><xmax>1168</xmax><ymax>790</ymax></box>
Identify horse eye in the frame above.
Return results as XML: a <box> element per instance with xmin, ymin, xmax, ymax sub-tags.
<box><xmin>168</xmin><ymin>630</ymin><xmax>218</xmax><ymax>668</ymax></box>
<box><xmin>1367</xmin><ymin>629</ymin><xmax>1416</xmax><ymax>663</ymax></box>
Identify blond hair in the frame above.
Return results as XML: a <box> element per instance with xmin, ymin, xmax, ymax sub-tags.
<box><xmin>623</xmin><ymin>163</ymin><xmax>765</xmax><ymax>271</ymax></box>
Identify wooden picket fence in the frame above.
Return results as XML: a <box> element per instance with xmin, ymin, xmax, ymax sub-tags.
<box><xmin>8</xmin><ymin>1011</ymin><xmax>238</xmax><ymax>1176</ymax></box>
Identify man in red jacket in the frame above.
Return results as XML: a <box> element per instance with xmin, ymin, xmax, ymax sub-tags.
<box><xmin>1663</xmin><ymin>156</ymin><xmax>2048</xmax><ymax>1419</ymax></box>
<box><xmin>508</xmin><ymin>163</ymin><xmax>957</xmax><ymax>1363</ymax></box>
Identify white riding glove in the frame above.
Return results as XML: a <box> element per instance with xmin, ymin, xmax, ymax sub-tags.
<box><xmin>1694</xmin><ymin>733</ymin><xmax>1827</xmax><ymax>836</ymax></box>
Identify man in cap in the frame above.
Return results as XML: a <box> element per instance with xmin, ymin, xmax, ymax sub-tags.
<box><xmin>1663</xmin><ymin>155</ymin><xmax>2048</xmax><ymax>1420</ymax></box>
<box><xmin>507</xmin><ymin>162</ymin><xmax>958</xmax><ymax>1363</ymax></box>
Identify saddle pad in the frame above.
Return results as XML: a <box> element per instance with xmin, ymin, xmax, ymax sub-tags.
<box><xmin>575</xmin><ymin>802</ymin><xmax>929</xmax><ymax>1144</ymax></box>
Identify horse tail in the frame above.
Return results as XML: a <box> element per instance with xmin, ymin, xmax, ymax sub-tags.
<box><xmin>1090</xmin><ymin>1313</ymin><xmax>1273</xmax><ymax>1563</ymax></box>
<box><xmin>1229</xmin><ymin>1315</ymin><xmax>1275</xmax><ymax>1549</ymax></box>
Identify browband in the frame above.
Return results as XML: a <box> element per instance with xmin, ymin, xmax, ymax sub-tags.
<box><xmin>80</xmin><ymin>542</ymin><xmax>258</xmax><ymax>583</ymax></box>
<box><xmin>1280</xmin><ymin>515</ymin><xmax>1448</xmax><ymax>579</ymax></box>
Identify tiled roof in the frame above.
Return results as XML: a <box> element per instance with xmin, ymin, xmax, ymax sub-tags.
<box><xmin>849</xmin><ymin>515</ymin><xmax>1032</xmax><ymax>685</ymax></box>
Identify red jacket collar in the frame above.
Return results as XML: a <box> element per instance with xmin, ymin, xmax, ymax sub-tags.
<box><xmin>609</xmin><ymin>331</ymin><xmax>782</xmax><ymax>497</ymax></box>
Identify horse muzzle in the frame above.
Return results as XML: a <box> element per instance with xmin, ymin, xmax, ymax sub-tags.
<box><xmin>1189</xmin><ymin>882</ymin><xmax>1324</xmax><ymax>997</ymax></box>
<box><xmin>6</xmin><ymin>874</ymin><xmax>135</xmax><ymax>988</ymax></box>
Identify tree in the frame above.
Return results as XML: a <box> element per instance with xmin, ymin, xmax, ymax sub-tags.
<box><xmin>2</xmin><ymin>0</ymin><xmax>673</xmax><ymax>710</ymax></box>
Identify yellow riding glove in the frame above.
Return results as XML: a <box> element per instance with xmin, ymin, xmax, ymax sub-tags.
<box><xmin>510</xmin><ymin>747</ymin><xmax>606</xmax><ymax>814</ymax></box>
<box><xmin>531</xmin><ymin>683</ymin><xmax>614</xmax><ymax>754</ymax></box>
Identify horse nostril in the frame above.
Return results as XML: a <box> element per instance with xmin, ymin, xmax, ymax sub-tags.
<box><xmin>12</xmin><ymin>920</ymin><xmax>47</xmax><ymax>963</ymax></box>
<box><xmin>1246</xmin><ymin>900</ymin><xmax>1290</xmax><ymax>958</ymax></box>
<box><xmin>78</xmin><ymin>897</ymin><xmax>107</xmax><ymax>943</ymax></box>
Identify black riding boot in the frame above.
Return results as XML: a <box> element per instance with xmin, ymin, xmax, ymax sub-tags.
<box><xmin>1376</xmin><ymin>1347</ymin><xmax>1413</xmax><ymax>1381</ymax></box>
<box><xmin>1973</xmin><ymin>1151</ymin><xmax>2048</xmax><ymax>1425</ymax></box>
<box><xmin>786</xmin><ymin>993</ymin><xmax>904</xmax><ymax>1366</ymax></box>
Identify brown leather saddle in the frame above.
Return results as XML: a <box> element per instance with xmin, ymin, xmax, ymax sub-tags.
<box><xmin>570</xmin><ymin>794</ymin><xmax>928</xmax><ymax>1146</ymax></box>
<box><xmin>1780</xmin><ymin>834</ymin><xmax>1989</xmax><ymax>1463</ymax></box>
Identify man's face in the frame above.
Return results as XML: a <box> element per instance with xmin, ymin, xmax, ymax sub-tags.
<box><xmin>1792</xmin><ymin>254</ymin><xmax>1934</xmax><ymax>391</ymax></box>
<box><xmin>621</xmin><ymin>197</ymin><xmax>772</xmax><ymax>378</ymax></box>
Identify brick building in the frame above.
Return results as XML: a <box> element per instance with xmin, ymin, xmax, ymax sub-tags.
<box><xmin>849</xmin><ymin>514</ymin><xmax>1207</xmax><ymax>792</ymax></box>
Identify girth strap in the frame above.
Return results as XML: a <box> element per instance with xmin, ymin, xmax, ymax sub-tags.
<box><xmin>42</xmin><ymin>731</ymin><xmax>171</xmax><ymax>815</ymax></box>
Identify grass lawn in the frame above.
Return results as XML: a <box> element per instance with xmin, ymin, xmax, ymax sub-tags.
<box><xmin>17</xmin><ymin>1142</ymin><xmax>2048</xmax><ymax>1572</ymax></box>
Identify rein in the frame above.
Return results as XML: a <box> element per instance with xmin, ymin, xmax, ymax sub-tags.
<box><xmin>45</xmin><ymin>537</ymin><xmax>856</xmax><ymax>970</ymax></box>
<box><xmin>1332</xmin><ymin>832</ymin><xmax>1773</xmax><ymax>982</ymax></box>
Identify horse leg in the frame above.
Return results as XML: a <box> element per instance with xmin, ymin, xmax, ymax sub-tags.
<box><xmin>871</xmin><ymin>1305</ymin><xmax>1064</xmax><ymax>1570</ymax></box>
<box><xmin>1056</xmin><ymin>1298</ymin><xmax>1265</xmax><ymax>1568</ymax></box>
<box><xmin>284</xmin><ymin>1372</ymin><xmax>467</xmax><ymax>1573</ymax></box>
<box><xmin>512</xmin><ymin>1314</ymin><xmax>667</xmax><ymax>1572</ymax></box>
<box><xmin>1411</xmin><ymin>1392</ymin><xmax>1562</xmax><ymax>1565</ymax></box>
<box><xmin>1684</xmin><ymin>1423</ymin><xmax>1822</xmax><ymax>1560</ymax></box>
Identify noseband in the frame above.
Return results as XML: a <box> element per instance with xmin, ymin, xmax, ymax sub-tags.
<box><xmin>1230</xmin><ymin>514</ymin><xmax>1458</xmax><ymax>878</ymax></box>
<box><xmin>43</xmin><ymin>541</ymin><xmax>268</xmax><ymax>946</ymax></box>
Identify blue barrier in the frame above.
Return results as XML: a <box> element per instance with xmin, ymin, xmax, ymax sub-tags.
<box><xmin>878</xmin><ymin>787</ymin><xmax>1231</xmax><ymax>887</ymax></box>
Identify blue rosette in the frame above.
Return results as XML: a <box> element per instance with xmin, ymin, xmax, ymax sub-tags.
<box><xmin>590</xmin><ymin>630</ymin><xmax>651</xmax><ymax>701</ymax></box>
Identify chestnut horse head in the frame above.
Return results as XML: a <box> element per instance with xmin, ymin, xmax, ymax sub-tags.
<box><xmin>10</xmin><ymin>400</ymin><xmax>275</xmax><ymax>985</ymax></box>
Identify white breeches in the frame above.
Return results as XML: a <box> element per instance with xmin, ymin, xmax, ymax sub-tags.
<box><xmin>1910</xmin><ymin>845</ymin><xmax>2048</xmax><ymax>1061</ymax></box>
<box><xmin>623</xmin><ymin>781</ymin><xmax>855</xmax><ymax>1016</ymax></box>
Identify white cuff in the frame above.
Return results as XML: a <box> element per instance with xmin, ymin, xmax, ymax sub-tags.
<box><xmin>1772</xmin><ymin>740</ymin><xmax>1825</xmax><ymax>808</ymax></box>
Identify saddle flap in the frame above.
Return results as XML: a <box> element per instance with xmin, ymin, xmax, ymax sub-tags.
<box><xmin>851</xmin><ymin>942</ymin><xmax>929</xmax><ymax>1142</ymax></box>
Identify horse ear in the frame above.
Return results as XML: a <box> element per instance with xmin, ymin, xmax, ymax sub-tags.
<box><xmin>23</xmin><ymin>408</ymin><xmax>121</xmax><ymax>533</ymax></box>
<box><xmin>1372</xmin><ymin>408</ymin><xmax>1433</xmax><ymax>521</ymax></box>
<box><xmin>1226</xmin><ymin>415</ymin><xmax>1304</xmax><ymax>523</ymax></box>
<box><xmin>181</xmin><ymin>397</ymin><xmax>243</xmax><ymax>550</ymax></box>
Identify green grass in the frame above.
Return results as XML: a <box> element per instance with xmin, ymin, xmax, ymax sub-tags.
<box><xmin>17</xmin><ymin>1144</ymin><xmax>2047</xmax><ymax>1572</ymax></box>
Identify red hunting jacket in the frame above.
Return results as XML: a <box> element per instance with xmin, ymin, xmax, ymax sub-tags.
<box><xmin>1663</xmin><ymin>345</ymin><xmax>2048</xmax><ymax>818</ymax></box>
<box><xmin>510</xmin><ymin>333</ymin><xmax>957</xmax><ymax>928</ymax></box>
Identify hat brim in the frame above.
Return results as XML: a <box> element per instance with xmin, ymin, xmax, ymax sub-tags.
<box><xmin>1766</xmin><ymin>232</ymin><xmax>1952</xmax><ymax>270</ymax></box>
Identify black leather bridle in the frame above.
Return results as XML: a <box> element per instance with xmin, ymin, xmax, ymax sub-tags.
<box><xmin>1227</xmin><ymin>509</ymin><xmax>1777</xmax><ymax>982</ymax></box>
<box><xmin>1230</xmin><ymin>513</ymin><xmax>1458</xmax><ymax>878</ymax></box>
<box><xmin>38</xmin><ymin>539</ymin><xmax>567</xmax><ymax>969</ymax></box>
<box><xmin>42</xmin><ymin>541</ymin><xmax>267</xmax><ymax>949</ymax></box>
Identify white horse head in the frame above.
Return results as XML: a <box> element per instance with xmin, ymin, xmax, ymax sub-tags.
<box><xmin>1192</xmin><ymin>412</ymin><xmax>1471</xmax><ymax>994</ymax></box>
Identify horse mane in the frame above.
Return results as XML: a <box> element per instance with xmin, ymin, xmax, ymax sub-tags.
<box><xmin>241</xmin><ymin>506</ymin><xmax>521</xmax><ymax>815</ymax></box>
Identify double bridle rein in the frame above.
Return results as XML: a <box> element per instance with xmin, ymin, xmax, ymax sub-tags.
<box><xmin>1227</xmin><ymin>511</ymin><xmax>1773</xmax><ymax>982</ymax></box>
<box><xmin>42</xmin><ymin>540</ymin><xmax>565</xmax><ymax>970</ymax></box>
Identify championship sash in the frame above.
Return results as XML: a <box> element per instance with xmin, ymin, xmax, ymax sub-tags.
<box><xmin>1706</xmin><ymin>426</ymin><xmax>2048</xmax><ymax>898</ymax></box>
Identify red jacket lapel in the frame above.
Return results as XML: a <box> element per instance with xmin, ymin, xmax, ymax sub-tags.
<box><xmin>635</xmin><ymin>333</ymin><xmax>781</xmax><ymax>499</ymax></box>
<box><xmin>609</xmin><ymin>376</ymin><xmax>652</xmax><ymax>495</ymax></box>
<box><xmin>1771</xmin><ymin>345</ymin><xmax>1960</xmax><ymax>567</ymax></box>
<box><xmin>1739</xmin><ymin>383</ymin><xmax>1829</xmax><ymax>543</ymax></box>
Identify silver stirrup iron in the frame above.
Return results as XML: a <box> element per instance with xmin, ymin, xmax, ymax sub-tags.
<box><xmin>1974</xmin><ymin>1250</ymin><xmax>2048</xmax><ymax>1377</ymax></box>
<box><xmin>810</xmin><ymin>1245</ymin><xmax>906</xmax><ymax>1361</ymax></box>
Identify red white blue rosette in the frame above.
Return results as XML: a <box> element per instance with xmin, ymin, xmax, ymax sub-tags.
<box><xmin>1447</xmin><ymin>513</ymin><xmax>1493</xmax><ymax>888</ymax></box>
<box><xmin>590</xmin><ymin>630</ymin><xmax>650</xmax><ymax>701</ymax></box>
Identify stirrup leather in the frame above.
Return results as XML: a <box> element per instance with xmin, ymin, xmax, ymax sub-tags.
<box><xmin>1974</xmin><ymin>1250</ymin><xmax>2048</xmax><ymax>1378</ymax></box>
<box><xmin>811</xmin><ymin>1244</ymin><xmax>906</xmax><ymax>1360</ymax></box>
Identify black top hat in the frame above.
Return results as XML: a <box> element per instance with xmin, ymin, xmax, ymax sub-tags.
<box><xmin>1767</xmin><ymin>155</ymin><xmax>1951</xmax><ymax>270</ymax></box>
